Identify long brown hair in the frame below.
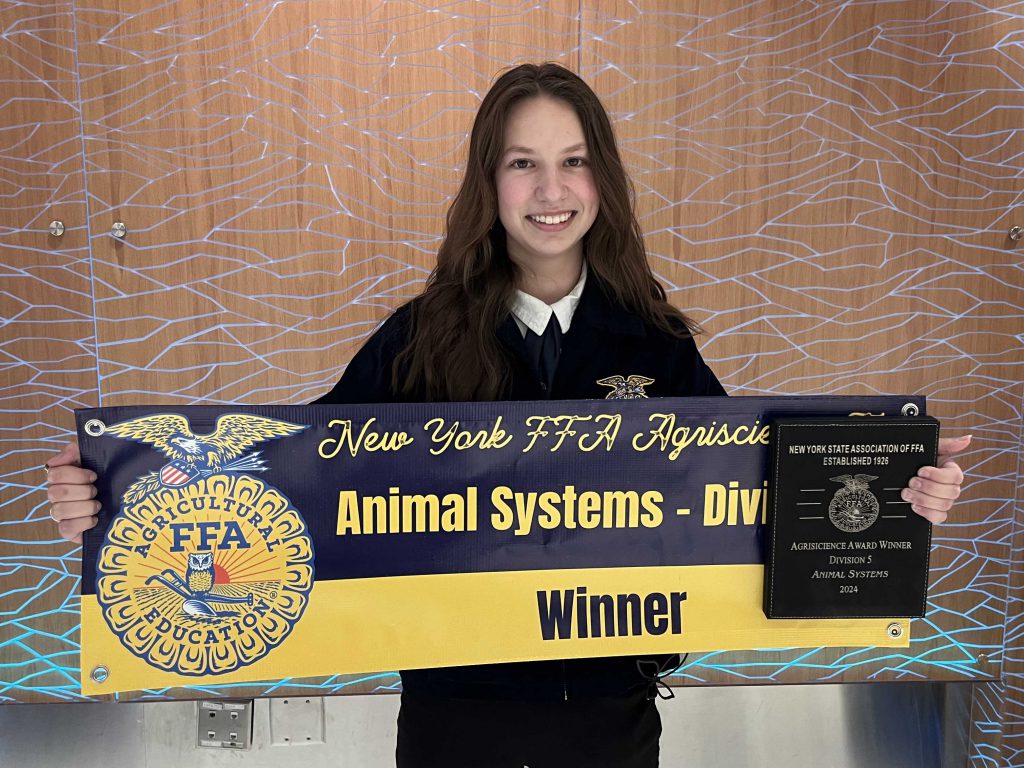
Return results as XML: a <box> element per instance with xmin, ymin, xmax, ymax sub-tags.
<box><xmin>394</xmin><ymin>62</ymin><xmax>699</xmax><ymax>401</ymax></box>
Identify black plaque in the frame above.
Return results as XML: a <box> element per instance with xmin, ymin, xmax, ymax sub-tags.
<box><xmin>763</xmin><ymin>416</ymin><xmax>939</xmax><ymax>618</ymax></box>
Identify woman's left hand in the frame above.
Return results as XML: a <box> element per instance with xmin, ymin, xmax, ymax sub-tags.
<box><xmin>902</xmin><ymin>435</ymin><xmax>972</xmax><ymax>524</ymax></box>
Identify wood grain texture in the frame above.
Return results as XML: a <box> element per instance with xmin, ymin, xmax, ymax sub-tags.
<box><xmin>581</xmin><ymin>0</ymin><xmax>1022</xmax><ymax>697</ymax></box>
<box><xmin>76</xmin><ymin>0</ymin><xmax>579</xmax><ymax>405</ymax></box>
<box><xmin>0</xmin><ymin>0</ymin><xmax>97</xmax><ymax>703</ymax></box>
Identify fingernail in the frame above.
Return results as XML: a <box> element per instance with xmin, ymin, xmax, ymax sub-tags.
<box><xmin>910</xmin><ymin>478</ymin><xmax>921</xmax><ymax>489</ymax></box>
<box><xmin>901</xmin><ymin>489</ymin><xmax>912</xmax><ymax>501</ymax></box>
<box><xmin>87</xmin><ymin>471</ymin><xmax>97</xmax><ymax>482</ymax></box>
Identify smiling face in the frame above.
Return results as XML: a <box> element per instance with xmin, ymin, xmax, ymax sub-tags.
<box><xmin>495</xmin><ymin>96</ymin><xmax>600</xmax><ymax>276</ymax></box>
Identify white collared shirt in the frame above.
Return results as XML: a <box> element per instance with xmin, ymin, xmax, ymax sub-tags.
<box><xmin>509</xmin><ymin>261</ymin><xmax>588</xmax><ymax>338</ymax></box>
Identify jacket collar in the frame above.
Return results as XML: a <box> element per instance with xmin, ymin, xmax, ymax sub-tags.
<box><xmin>509</xmin><ymin>261</ymin><xmax>588</xmax><ymax>336</ymax></box>
<box><xmin>570</xmin><ymin>271</ymin><xmax>648</xmax><ymax>338</ymax></box>
<box><xmin>497</xmin><ymin>268</ymin><xmax>649</xmax><ymax>355</ymax></box>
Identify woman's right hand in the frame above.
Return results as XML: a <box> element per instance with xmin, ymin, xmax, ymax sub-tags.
<box><xmin>45</xmin><ymin>442</ymin><xmax>100</xmax><ymax>544</ymax></box>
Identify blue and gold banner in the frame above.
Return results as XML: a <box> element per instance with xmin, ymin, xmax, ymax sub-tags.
<box><xmin>77</xmin><ymin>396</ymin><xmax>925</xmax><ymax>694</ymax></box>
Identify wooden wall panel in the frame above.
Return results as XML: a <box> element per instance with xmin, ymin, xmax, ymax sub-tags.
<box><xmin>0</xmin><ymin>0</ymin><xmax>96</xmax><ymax>702</ymax></box>
<box><xmin>583</xmin><ymin>0</ymin><xmax>1021</xmax><ymax>691</ymax></box>
<box><xmin>582</xmin><ymin>3</ymin><xmax>1024</xmax><ymax>763</ymax></box>
<box><xmin>75</xmin><ymin>0</ymin><xmax>579</xmax><ymax>406</ymax></box>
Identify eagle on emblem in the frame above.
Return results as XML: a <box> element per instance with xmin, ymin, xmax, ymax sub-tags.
<box><xmin>106</xmin><ymin>413</ymin><xmax>307</xmax><ymax>504</ymax></box>
<box><xmin>596</xmin><ymin>375</ymin><xmax>655</xmax><ymax>399</ymax></box>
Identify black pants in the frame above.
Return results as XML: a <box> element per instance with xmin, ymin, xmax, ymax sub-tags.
<box><xmin>395</xmin><ymin>689</ymin><xmax>661</xmax><ymax>768</ymax></box>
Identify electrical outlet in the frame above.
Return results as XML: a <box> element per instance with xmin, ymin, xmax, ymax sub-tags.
<box><xmin>197</xmin><ymin>699</ymin><xmax>253</xmax><ymax>749</ymax></box>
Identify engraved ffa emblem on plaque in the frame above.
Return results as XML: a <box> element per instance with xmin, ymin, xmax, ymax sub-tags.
<box><xmin>94</xmin><ymin>414</ymin><xmax>313</xmax><ymax>676</ymax></box>
<box><xmin>827</xmin><ymin>474</ymin><xmax>880</xmax><ymax>533</ymax></box>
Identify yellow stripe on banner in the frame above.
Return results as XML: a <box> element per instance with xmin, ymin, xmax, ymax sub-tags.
<box><xmin>81</xmin><ymin>565</ymin><xmax>910</xmax><ymax>694</ymax></box>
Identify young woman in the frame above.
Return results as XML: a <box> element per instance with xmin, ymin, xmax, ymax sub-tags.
<box><xmin>46</xmin><ymin>64</ymin><xmax>969</xmax><ymax>767</ymax></box>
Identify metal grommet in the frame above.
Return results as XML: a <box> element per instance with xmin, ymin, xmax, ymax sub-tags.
<box><xmin>84</xmin><ymin>419</ymin><xmax>106</xmax><ymax>437</ymax></box>
<box><xmin>91</xmin><ymin>665</ymin><xmax>109</xmax><ymax>683</ymax></box>
<box><xmin>901</xmin><ymin>403</ymin><xmax>919</xmax><ymax>416</ymax></box>
<box><xmin>49</xmin><ymin>221</ymin><xmax>65</xmax><ymax>237</ymax></box>
<box><xmin>886</xmin><ymin>622</ymin><xmax>903</xmax><ymax>639</ymax></box>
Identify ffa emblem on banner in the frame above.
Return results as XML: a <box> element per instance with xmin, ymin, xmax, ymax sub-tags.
<box><xmin>94</xmin><ymin>414</ymin><xmax>314</xmax><ymax>676</ymax></box>
<box><xmin>597</xmin><ymin>375</ymin><xmax>654</xmax><ymax>399</ymax></box>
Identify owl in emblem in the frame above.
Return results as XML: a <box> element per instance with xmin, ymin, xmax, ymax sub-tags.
<box><xmin>186</xmin><ymin>552</ymin><xmax>215</xmax><ymax>594</ymax></box>
<box><xmin>597</xmin><ymin>375</ymin><xmax>655</xmax><ymax>399</ymax></box>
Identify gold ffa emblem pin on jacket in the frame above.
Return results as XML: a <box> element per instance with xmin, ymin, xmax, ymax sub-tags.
<box><xmin>596</xmin><ymin>375</ymin><xmax>654</xmax><ymax>399</ymax></box>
